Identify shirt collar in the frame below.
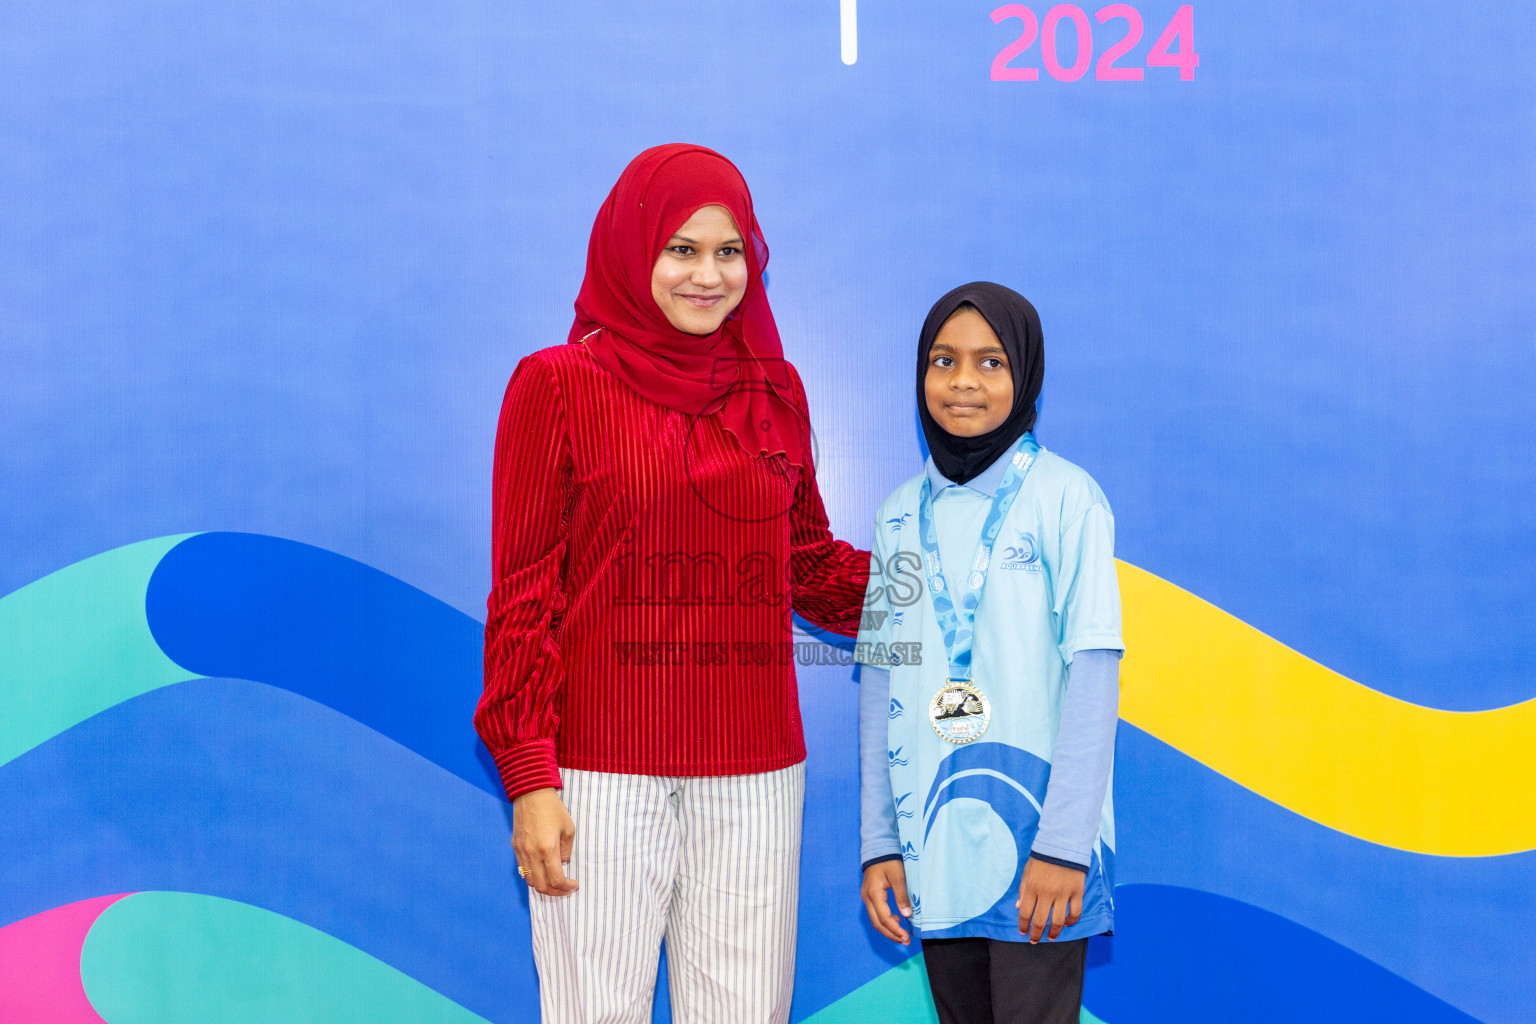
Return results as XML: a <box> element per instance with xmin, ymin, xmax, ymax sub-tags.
<box><xmin>924</xmin><ymin>445</ymin><xmax>1013</xmax><ymax>498</ymax></box>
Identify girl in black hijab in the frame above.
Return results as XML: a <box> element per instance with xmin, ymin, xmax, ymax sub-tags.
<box><xmin>855</xmin><ymin>282</ymin><xmax>1125</xmax><ymax>1024</ymax></box>
<box><xmin>917</xmin><ymin>282</ymin><xmax>1044</xmax><ymax>485</ymax></box>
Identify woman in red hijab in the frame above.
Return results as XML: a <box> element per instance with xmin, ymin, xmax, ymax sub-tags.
<box><xmin>474</xmin><ymin>144</ymin><xmax>869</xmax><ymax>1024</ymax></box>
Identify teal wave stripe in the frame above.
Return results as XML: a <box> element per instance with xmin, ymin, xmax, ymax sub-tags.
<box><xmin>80</xmin><ymin>891</ymin><xmax>492</xmax><ymax>1024</ymax></box>
<box><xmin>802</xmin><ymin>954</ymin><xmax>937</xmax><ymax>1024</ymax></box>
<box><xmin>0</xmin><ymin>536</ymin><xmax>200</xmax><ymax>768</ymax></box>
<box><xmin>802</xmin><ymin>953</ymin><xmax>1107</xmax><ymax>1024</ymax></box>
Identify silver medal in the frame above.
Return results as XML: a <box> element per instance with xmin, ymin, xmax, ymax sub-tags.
<box><xmin>928</xmin><ymin>681</ymin><xmax>991</xmax><ymax>744</ymax></box>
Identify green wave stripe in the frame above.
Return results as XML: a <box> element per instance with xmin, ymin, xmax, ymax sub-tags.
<box><xmin>802</xmin><ymin>953</ymin><xmax>1106</xmax><ymax>1024</ymax></box>
<box><xmin>81</xmin><ymin>891</ymin><xmax>491</xmax><ymax>1024</ymax></box>
<box><xmin>802</xmin><ymin>954</ymin><xmax>937</xmax><ymax>1024</ymax></box>
<box><xmin>0</xmin><ymin>536</ymin><xmax>199</xmax><ymax>768</ymax></box>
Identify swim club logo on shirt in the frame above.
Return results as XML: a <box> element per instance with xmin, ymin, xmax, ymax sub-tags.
<box><xmin>1000</xmin><ymin>531</ymin><xmax>1042</xmax><ymax>573</ymax></box>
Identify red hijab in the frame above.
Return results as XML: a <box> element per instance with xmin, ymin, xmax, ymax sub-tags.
<box><xmin>570</xmin><ymin>144</ymin><xmax>808</xmax><ymax>469</ymax></box>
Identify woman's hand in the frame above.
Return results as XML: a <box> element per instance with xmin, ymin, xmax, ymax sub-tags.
<box><xmin>512</xmin><ymin>787</ymin><xmax>579</xmax><ymax>897</ymax></box>
<box><xmin>861</xmin><ymin>860</ymin><xmax>912</xmax><ymax>945</ymax></box>
<box><xmin>1017</xmin><ymin>856</ymin><xmax>1084</xmax><ymax>942</ymax></box>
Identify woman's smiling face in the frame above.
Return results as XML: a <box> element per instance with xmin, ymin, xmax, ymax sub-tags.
<box><xmin>650</xmin><ymin>204</ymin><xmax>749</xmax><ymax>335</ymax></box>
<box><xmin>925</xmin><ymin>306</ymin><xmax>1014</xmax><ymax>437</ymax></box>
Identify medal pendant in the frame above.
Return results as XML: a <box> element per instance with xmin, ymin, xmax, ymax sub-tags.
<box><xmin>928</xmin><ymin>681</ymin><xmax>991</xmax><ymax>744</ymax></box>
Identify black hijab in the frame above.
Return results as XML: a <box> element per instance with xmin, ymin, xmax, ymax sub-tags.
<box><xmin>917</xmin><ymin>282</ymin><xmax>1045</xmax><ymax>485</ymax></box>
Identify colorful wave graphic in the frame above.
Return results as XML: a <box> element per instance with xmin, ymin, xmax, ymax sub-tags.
<box><xmin>2</xmin><ymin>678</ymin><xmax>532</xmax><ymax>1019</ymax></box>
<box><xmin>0</xmin><ymin>892</ymin><xmax>490</xmax><ymax>1023</ymax></box>
<box><xmin>0</xmin><ymin>535</ymin><xmax>195</xmax><ymax>769</ymax></box>
<box><xmin>1083</xmin><ymin>886</ymin><xmax>1482</xmax><ymax>1023</ymax></box>
<box><xmin>1117</xmin><ymin>561</ymin><xmax>1536</xmax><ymax>857</ymax></box>
<box><xmin>805</xmin><ymin>882</ymin><xmax>1488</xmax><ymax>1024</ymax></box>
<box><xmin>0</xmin><ymin>894</ymin><xmax>126</xmax><ymax>1024</ymax></box>
<box><xmin>83</xmin><ymin>891</ymin><xmax>490</xmax><ymax>1023</ymax></box>
<box><xmin>1</xmin><ymin>533</ymin><xmax>1529</xmax><ymax>1023</ymax></box>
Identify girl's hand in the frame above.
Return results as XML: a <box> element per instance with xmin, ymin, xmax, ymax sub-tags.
<box><xmin>861</xmin><ymin>860</ymin><xmax>913</xmax><ymax>945</ymax></box>
<box><xmin>512</xmin><ymin>788</ymin><xmax>579</xmax><ymax>897</ymax></box>
<box><xmin>1017</xmin><ymin>856</ymin><xmax>1084</xmax><ymax>942</ymax></box>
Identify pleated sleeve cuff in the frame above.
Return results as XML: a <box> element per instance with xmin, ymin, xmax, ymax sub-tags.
<box><xmin>493</xmin><ymin>739</ymin><xmax>563</xmax><ymax>801</ymax></box>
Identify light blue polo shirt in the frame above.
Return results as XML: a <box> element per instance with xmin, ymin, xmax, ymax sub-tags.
<box><xmin>856</xmin><ymin>442</ymin><xmax>1124</xmax><ymax>941</ymax></box>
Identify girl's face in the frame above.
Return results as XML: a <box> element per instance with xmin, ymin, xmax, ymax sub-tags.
<box><xmin>650</xmin><ymin>204</ymin><xmax>749</xmax><ymax>335</ymax></box>
<box><xmin>925</xmin><ymin>308</ymin><xmax>1014</xmax><ymax>437</ymax></box>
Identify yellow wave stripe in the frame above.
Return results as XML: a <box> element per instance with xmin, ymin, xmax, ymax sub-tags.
<box><xmin>1117</xmin><ymin>560</ymin><xmax>1536</xmax><ymax>857</ymax></box>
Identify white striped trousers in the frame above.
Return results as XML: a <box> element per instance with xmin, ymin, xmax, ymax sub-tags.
<box><xmin>530</xmin><ymin>763</ymin><xmax>806</xmax><ymax>1024</ymax></box>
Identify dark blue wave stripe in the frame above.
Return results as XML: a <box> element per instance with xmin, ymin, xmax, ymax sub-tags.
<box><xmin>145</xmin><ymin>533</ymin><xmax>500</xmax><ymax>797</ymax></box>
<box><xmin>1114</xmin><ymin>724</ymin><xmax>1533</xmax><ymax>1024</ymax></box>
<box><xmin>0</xmin><ymin>679</ymin><xmax>535</xmax><ymax>1024</ymax></box>
<box><xmin>1082</xmin><ymin>885</ymin><xmax>1483</xmax><ymax>1024</ymax></box>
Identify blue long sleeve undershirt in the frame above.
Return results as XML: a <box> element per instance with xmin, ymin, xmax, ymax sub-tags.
<box><xmin>859</xmin><ymin>650</ymin><xmax>1120</xmax><ymax>872</ymax></box>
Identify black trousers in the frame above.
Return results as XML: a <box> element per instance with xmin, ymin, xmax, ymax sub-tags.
<box><xmin>922</xmin><ymin>937</ymin><xmax>1087</xmax><ymax>1024</ymax></box>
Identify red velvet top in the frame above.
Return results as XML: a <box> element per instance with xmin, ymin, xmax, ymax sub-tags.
<box><xmin>474</xmin><ymin>342</ymin><xmax>870</xmax><ymax>800</ymax></box>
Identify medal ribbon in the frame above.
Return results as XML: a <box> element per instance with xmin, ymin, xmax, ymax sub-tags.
<box><xmin>917</xmin><ymin>433</ymin><xmax>1040</xmax><ymax>683</ymax></box>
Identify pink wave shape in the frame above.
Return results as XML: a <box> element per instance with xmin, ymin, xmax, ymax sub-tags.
<box><xmin>0</xmin><ymin>893</ymin><xmax>132</xmax><ymax>1023</ymax></box>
